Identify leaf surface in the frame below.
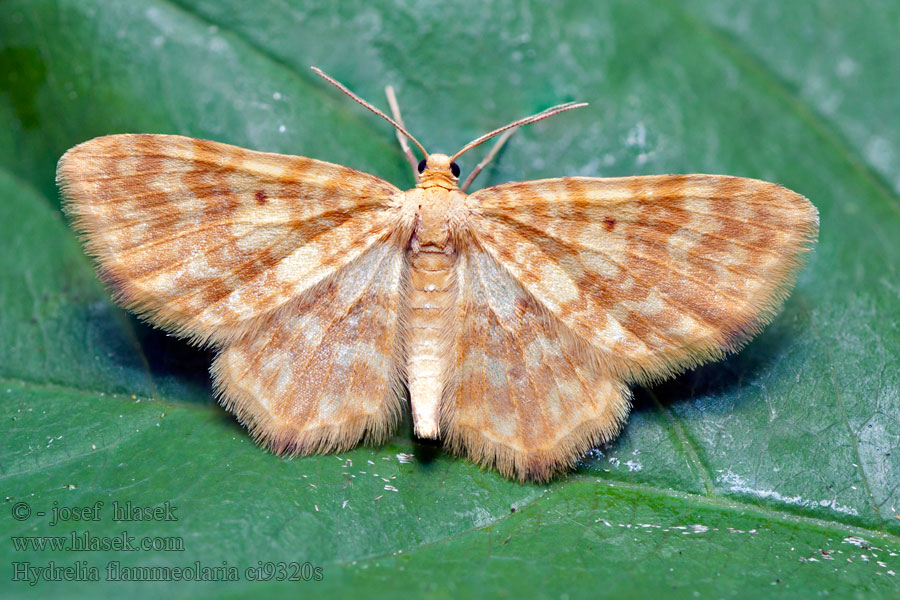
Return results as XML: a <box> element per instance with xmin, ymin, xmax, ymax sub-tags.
<box><xmin>1</xmin><ymin>1</ymin><xmax>898</xmax><ymax>598</ymax></box>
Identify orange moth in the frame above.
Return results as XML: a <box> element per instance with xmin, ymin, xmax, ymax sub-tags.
<box><xmin>57</xmin><ymin>68</ymin><xmax>818</xmax><ymax>481</ymax></box>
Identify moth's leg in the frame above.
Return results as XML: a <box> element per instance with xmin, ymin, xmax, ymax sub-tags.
<box><xmin>460</xmin><ymin>127</ymin><xmax>517</xmax><ymax>192</ymax></box>
<box><xmin>385</xmin><ymin>86</ymin><xmax>420</xmax><ymax>181</ymax></box>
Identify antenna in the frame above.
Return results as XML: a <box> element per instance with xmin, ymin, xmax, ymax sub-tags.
<box><xmin>311</xmin><ymin>67</ymin><xmax>429</xmax><ymax>158</ymax></box>
<box><xmin>450</xmin><ymin>101</ymin><xmax>588</xmax><ymax>162</ymax></box>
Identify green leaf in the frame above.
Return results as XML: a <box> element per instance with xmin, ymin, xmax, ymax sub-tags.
<box><xmin>1</xmin><ymin>1</ymin><xmax>898</xmax><ymax>598</ymax></box>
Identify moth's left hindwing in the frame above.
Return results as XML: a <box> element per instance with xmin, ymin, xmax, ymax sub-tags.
<box><xmin>213</xmin><ymin>241</ymin><xmax>408</xmax><ymax>454</ymax></box>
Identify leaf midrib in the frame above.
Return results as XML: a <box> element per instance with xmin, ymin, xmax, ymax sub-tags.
<box><xmin>188</xmin><ymin>476</ymin><xmax>900</xmax><ymax>599</ymax></box>
<box><xmin>665</xmin><ymin>0</ymin><xmax>900</xmax><ymax>217</ymax></box>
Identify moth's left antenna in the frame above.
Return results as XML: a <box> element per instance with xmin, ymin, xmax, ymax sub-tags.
<box><xmin>311</xmin><ymin>67</ymin><xmax>429</xmax><ymax>159</ymax></box>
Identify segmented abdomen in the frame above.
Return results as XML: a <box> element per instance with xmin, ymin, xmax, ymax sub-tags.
<box><xmin>405</xmin><ymin>247</ymin><xmax>456</xmax><ymax>438</ymax></box>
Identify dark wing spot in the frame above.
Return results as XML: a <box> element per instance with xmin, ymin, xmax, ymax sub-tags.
<box><xmin>602</xmin><ymin>217</ymin><xmax>616</xmax><ymax>231</ymax></box>
<box><xmin>514</xmin><ymin>296</ymin><xmax>530</xmax><ymax>318</ymax></box>
<box><xmin>255</xmin><ymin>189</ymin><xmax>268</xmax><ymax>205</ymax></box>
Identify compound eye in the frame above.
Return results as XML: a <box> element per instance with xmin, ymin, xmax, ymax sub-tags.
<box><xmin>417</xmin><ymin>159</ymin><xmax>427</xmax><ymax>173</ymax></box>
<box><xmin>450</xmin><ymin>162</ymin><xmax>461</xmax><ymax>178</ymax></box>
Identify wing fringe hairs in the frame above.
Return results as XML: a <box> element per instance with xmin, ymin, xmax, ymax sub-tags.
<box><xmin>441</xmin><ymin>402</ymin><xmax>630</xmax><ymax>483</ymax></box>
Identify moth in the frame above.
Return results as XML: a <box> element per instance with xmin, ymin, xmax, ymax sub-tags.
<box><xmin>57</xmin><ymin>67</ymin><xmax>818</xmax><ymax>482</ymax></box>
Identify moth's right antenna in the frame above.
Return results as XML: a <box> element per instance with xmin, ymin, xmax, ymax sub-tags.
<box><xmin>459</xmin><ymin>128</ymin><xmax>518</xmax><ymax>192</ymax></box>
<box><xmin>311</xmin><ymin>67</ymin><xmax>429</xmax><ymax>159</ymax></box>
<box><xmin>450</xmin><ymin>101</ymin><xmax>587</xmax><ymax>163</ymax></box>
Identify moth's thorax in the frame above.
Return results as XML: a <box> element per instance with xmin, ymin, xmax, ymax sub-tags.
<box><xmin>416</xmin><ymin>153</ymin><xmax>459</xmax><ymax>191</ymax></box>
<box><xmin>404</xmin><ymin>187</ymin><xmax>467</xmax><ymax>252</ymax></box>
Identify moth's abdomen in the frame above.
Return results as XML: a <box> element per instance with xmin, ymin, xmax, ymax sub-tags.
<box><xmin>405</xmin><ymin>247</ymin><xmax>457</xmax><ymax>439</ymax></box>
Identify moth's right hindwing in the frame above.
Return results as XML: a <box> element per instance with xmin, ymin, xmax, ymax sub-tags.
<box><xmin>442</xmin><ymin>239</ymin><xmax>631</xmax><ymax>482</ymax></box>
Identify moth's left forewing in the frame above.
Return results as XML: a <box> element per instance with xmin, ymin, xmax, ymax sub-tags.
<box><xmin>466</xmin><ymin>174</ymin><xmax>818</xmax><ymax>383</ymax></box>
<box><xmin>57</xmin><ymin>134</ymin><xmax>406</xmax><ymax>345</ymax></box>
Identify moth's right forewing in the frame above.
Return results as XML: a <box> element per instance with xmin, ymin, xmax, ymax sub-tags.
<box><xmin>466</xmin><ymin>175</ymin><xmax>818</xmax><ymax>384</ymax></box>
<box><xmin>57</xmin><ymin>134</ymin><xmax>404</xmax><ymax>345</ymax></box>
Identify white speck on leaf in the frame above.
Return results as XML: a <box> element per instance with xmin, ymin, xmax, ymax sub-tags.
<box><xmin>836</xmin><ymin>56</ymin><xmax>857</xmax><ymax>77</ymax></box>
<box><xmin>625</xmin><ymin>122</ymin><xmax>647</xmax><ymax>149</ymax></box>
<box><xmin>719</xmin><ymin>470</ymin><xmax>859</xmax><ymax>516</ymax></box>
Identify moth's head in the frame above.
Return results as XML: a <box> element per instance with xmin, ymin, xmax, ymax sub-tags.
<box><xmin>416</xmin><ymin>153</ymin><xmax>461</xmax><ymax>190</ymax></box>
